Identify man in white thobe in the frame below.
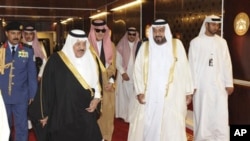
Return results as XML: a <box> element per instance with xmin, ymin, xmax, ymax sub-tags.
<box><xmin>128</xmin><ymin>19</ymin><xmax>194</xmax><ymax>141</ymax></box>
<box><xmin>22</xmin><ymin>25</ymin><xmax>47</xmax><ymax>81</ymax></box>
<box><xmin>188</xmin><ymin>15</ymin><xmax>234</xmax><ymax>141</ymax></box>
<box><xmin>115</xmin><ymin>27</ymin><xmax>140</xmax><ymax>123</ymax></box>
<box><xmin>0</xmin><ymin>90</ymin><xmax>10</xmax><ymax>141</ymax></box>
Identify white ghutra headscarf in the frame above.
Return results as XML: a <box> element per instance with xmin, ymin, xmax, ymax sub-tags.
<box><xmin>62</xmin><ymin>29</ymin><xmax>99</xmax><ymax>94</ymax></box>
<box><xmin>147</xmin><ymin>19</ymin><xmax>174</xmax><ymax>101</ymax></box>
<box><xmin>199</xmin><ymin>15</ymin><xmax>221</xmax><ymax>36</ymax></box>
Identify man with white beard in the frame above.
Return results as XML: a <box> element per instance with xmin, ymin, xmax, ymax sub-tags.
<box><xmin>128</xmin><ymin>19</ymin><xmax>194</xmax><ymax>141</ymax></box>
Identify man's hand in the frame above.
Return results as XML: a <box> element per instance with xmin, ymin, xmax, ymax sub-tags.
<box><xmin>137</xmin><ymin>94</ymin><xmax>146</xmax><ymax>104</ymax></box>
<box><xmin>28</xmin><ymin>98</ymin><xmax>34</xmax><ymax>105</ymax></box>
<box><xmin>86</xmin><ymin>98</ymin><xmax>100</xmax><ymax>112</ymax></box>
<box><xmin>104</xmin><ymin>83</ymin><xmax>113</xmax><ymax>91</ymax></box>
<box><xmin>186</xmin><ymin>95</ymin><xmax>193</xmax><ymax>105</ymax></box>
<box><xmin>193</xmin><ymin>89</ymin><xmax>197</xmax><ymax>95</ymax></box>
<box><xmin>40</xmin><ymin>116</ymin><xmax>48</xmax><ymax>128</ymax></box>
<box><xmin>37</xmin><ymin>76</ymin><xmax>42</xmax><ymax>82</ymax></box>
<box><xmin>122</xmin><ymin>73</ymin><xmax>130</xmax><ymax>81</ymax></box>
<box><xmin>226</xmin><ymin>87</ymin><xmax>234</xmax><ymax>95</ymax></box>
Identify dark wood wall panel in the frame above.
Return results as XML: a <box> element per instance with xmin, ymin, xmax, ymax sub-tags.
<box><xmin>155</xmin><ymin>0</ymin><xmax>221</xmax><ymax>52</ymax></box>
<box><xmin>152</xmin><ymin>0</ymin><xmax>250</xmax><ymax>124</ymax></box>
<box><xmin>107</xmin><ymin>4</ymin><xmax>141</xmax><ymax>45</ymax></box>
<box><xmin>224</xmin><ymin>0</ymin><xmax>250</xmax><ymax>81</ymax></box>
<box><xmin>224</xmin><ymin>0</ymin><xmax>250</xmax><ymax>124</ymax></box>
<box><xmin>229</xmin><ymin>85</ymin><xmax>250</xmax><ymax>124</ymax></box>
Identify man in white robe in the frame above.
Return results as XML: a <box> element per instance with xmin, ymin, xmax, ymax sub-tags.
<box><xmin>188</xmin><ymin>15</ymin><xmax>234</xmax><ymax>141</ymax></box>
<box><xmin>128</xmin><ymin>19</ymin><xmax>194</xmax><ymax>141</ymax></box>
<box><xmin>0</xmin><ymin>90</ymin><xmax>10</xmax><ymax>141</ymax></box>
<box><xmin>22</xmin><ymin>25</ymin><xmax>47</xmax><ymax>81</ymax></box>
<box><xmin>115</xmin><ymin>27</ymin><xmax>140</xmax><ymax>123</ymax></box>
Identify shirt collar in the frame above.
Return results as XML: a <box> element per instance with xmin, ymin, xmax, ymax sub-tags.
<box><xmin>8</xmin><ymin>42</ymin><xmax>17</xmax><ymax>51</ymax></box>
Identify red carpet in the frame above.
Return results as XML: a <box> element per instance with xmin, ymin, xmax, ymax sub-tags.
<box><xmin>186</xmin><ymin>128</ymin><xmax>194</xmax><ymax>141</ymax></box>
<box><xmin>112</xmin><ymin>118</ymin><xmax>129</xmax><ymax>141</ymax></box>
<box><xmin>28</xmin><ymin>118</ymin><xmax>193</xmax><ymax>141</ymax></box>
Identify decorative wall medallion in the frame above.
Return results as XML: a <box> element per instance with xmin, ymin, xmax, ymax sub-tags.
<box><xmin>234</xmin><ymin>12</ymin><xmax>249</xmax><ymax>36</ymax></box>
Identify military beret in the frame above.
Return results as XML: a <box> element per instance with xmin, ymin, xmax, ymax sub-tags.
<box><xmin>5</xmin><ymin>21</ymin><xmax>23</xmax><ymax>31</ymax></box>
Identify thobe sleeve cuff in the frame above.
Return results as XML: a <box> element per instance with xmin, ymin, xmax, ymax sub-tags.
<box><xmin>225</xmin><ymin>84</ymin><xmax>234</xmax><ymax>88</ymax></box>
<box><xmin>186</xmin><ymin>92</ymin><xmax>193</xmax><ymax>95</ymax></box>
<box><xmin>116</xmin><ymin>52</ymin><xmax>126</xmax><ymax>74</ymax></box>
<box><xmin>94</xmin><ymin>83</ymin><xmax>101</xmax><ymax>98</ymax></box>
<box><xmin>38</xmin><ymin>59</ymin><xmax>47</xmax><ymax>77</ymax></box>
<box><xmin>119</xmin><ymin>69</ymin><xmax>125</xmax><ymax>75</ymax></box>
<box><xmin>136</xmin><ymin>91</ymin><xmax>144</xmax><ymax>95</ymax></box>
<box><xmin>94</xmin><ymin>91</ymin><xmax>101</xmax><ymax>98</ymax></box>
<box><xmin>109</xmin><ymin>77</ymin><xmax>115</xmax><ymax>83</ymax></box>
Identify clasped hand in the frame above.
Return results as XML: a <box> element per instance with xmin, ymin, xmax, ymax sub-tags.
<box><xmin>137</xmin><ymin>94</ymin><xmax>146</xmax><ymax>104</ymax></box>
<box><xmin>86</xmin><ymin>98</ymin><xmax>100</xmax><ymax>112</ymax></box>
<box><xmin>122</xmin><ymin>73</ymin><xmax>129</xmax><ymax>81</ymax></box>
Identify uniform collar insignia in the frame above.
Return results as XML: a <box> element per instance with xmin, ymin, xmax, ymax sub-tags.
<box><xmin>4</xmin><ymin>42</ymin><xmax>24</xmax><ymax>50</ymax></box>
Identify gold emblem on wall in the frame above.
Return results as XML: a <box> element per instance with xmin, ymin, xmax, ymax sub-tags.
<box><xmin>234</xmin><ymin>12</ymin><xmax>249</xmax><ymax>36</ymax></box>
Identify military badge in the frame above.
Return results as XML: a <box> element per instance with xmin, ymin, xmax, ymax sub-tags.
<box><xmin>18</xmin><ymin>50</ymin><xmax>29</xmax><ymax>58</ymax></box>
<box><xmin>20</xmin><ymin>25</ymin><xmax>23</xmax><ymax>30</ymax></box>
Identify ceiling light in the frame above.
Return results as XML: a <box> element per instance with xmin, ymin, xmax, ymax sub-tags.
<box><xmin>111</xmin><ymin>0</ymin><xmax>142</xmax><ymax>11</ymax></box>
<box><xmin>60</xmin><ymin>18</ymin><xmax>73</xmax><ymax>24</ymax></box>
<box><xmin>0</xmin><ymin>5</ymin><xmax>95</xmax><ymax>11</ymax></box>
<box><xmin>89</xmin><ymin>12</ymin><xmax>109</xmax><ymax>19</ymax></box>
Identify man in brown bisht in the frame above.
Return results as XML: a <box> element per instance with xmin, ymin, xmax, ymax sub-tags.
<box><xmin>88</xmin><ymin>19</ymin><xmax>116</xmax><ymax>141</ymax></box>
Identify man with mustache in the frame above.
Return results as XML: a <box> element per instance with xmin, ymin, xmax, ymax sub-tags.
<box><xmin>115</xmin><ymin>27</ymin><xmax>140</xmax><ymax>123</ymax></box>
<box><xmin>188</xmin><ymin>15</ymin><xmax>234</xmax><ymax>141</ymax></box>
<box><xmin>128</xmin><ymin>19</ymin><xmax>193</xmax><ymax>141</ymax></box>
<box><xmin>31</xmin><ymin>29</ymin><xmax>102</xmax><ymax>141</ymax></box>
<box><xmin>0</xmin><ymin>21</ymin><xmax>37</xmax><ymax>141</ymax></box>
<box><xmin>22</xmin><ymin>25</ymin><xmax>47</xmax><ymax>82</ymax></box>
<box><xmin>88</xmin><ymin>19</ymin><xmax>116</xmax><ymax>141</ymax></box>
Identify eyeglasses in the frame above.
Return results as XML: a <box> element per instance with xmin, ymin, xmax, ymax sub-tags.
<box><xmin>128</xmin><ymin>33</ymin><xmax>136</xmax><ymax>36</ymax></box>
<box><xmin>95</xmin><ymin>29</ymin><xmax>106</xmax><ymax>33</ymax></box>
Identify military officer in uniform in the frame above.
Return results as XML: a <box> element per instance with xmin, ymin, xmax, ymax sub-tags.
<box><xmin>0</xmin><ymin>21</ymin><xmax>37</xmax><ymax>141</ymax></box>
